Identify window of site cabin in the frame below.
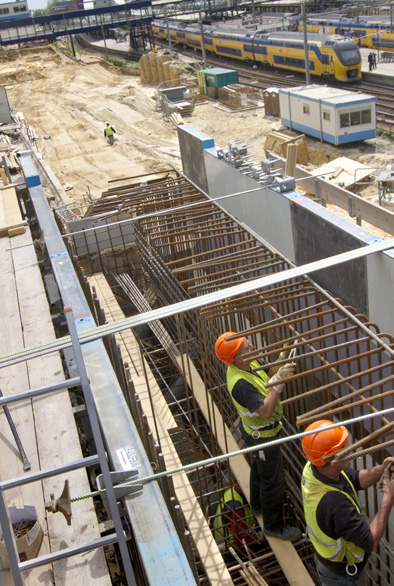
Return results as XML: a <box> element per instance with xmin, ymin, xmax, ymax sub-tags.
<box><xmin>303</xmin><ymin>104</ymin><xmax>310</xmax><ymax>115</ymax></box>
<box><xmin>340</xmin><ymin>109</ymin><xmax>371</xmax><ymax>128</ymax></box>
<box><xmin>323</xmin><ymin>110</ymin><xmax>330</xmax><ymax>121</ymax></box>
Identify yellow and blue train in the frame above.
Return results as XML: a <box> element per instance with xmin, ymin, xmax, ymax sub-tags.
<box><xmin>152</xmin><ymin>22</ymin><xmax>362</xmax><ymax>83</ymax></box>
<box><xmin>289</xmin><ymin>16</ymin><xmax>394</xmax><ymax>52</ymax></box>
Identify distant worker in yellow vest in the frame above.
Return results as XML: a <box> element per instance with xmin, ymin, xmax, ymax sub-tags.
<box><xmin>104</xmin><ymin>122</ymin><xmax>116</xmax><ymax>145</ymax></box>
<box><xmin>215</xmin><ymin>332</ymin><xmax>301</xmax><ymax>541</ymax></box>
<box><xmin>301</xmin><ymin>420</ymin><xmax>394</xmax><ymax>586</ymax></box>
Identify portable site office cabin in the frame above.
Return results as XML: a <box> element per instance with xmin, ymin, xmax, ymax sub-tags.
<box><xmin>278</xmin><ymin>85</ymin><xmax>376</xmax><ymax>146</ymax></box>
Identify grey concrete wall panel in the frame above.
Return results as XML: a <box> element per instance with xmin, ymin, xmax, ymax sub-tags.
<box><xmin>290</xmin><ymin>198</ymin><xmax>369</xmax><ymax>316</ymax></box>
<box><xmin>177</xmin><ymin>124</ymin><xmax>215</xmax><ymax>193</ymax></box>
<box><xmin>68</xmin><ymin>216</ymin><xmax>135</xmax><ymax>256</ymax></box>
<box><xmin>203</xmin><ymin>150</ymin><xmax>296</xmax><ymax>262</ymax></box>
<box><xmin>179</xmin><ymin>128</ymin><xmax>393</xmax><ymax>334</ymax></box>
<box><xmin>0</xmin><ymin>88</ymin><xmax>12</xmax><ymax>124</ymax></box>
<box><xmin>367</xmin><ymin>248</ymin><xmax>394</xmax><ymax>334</ymax></box>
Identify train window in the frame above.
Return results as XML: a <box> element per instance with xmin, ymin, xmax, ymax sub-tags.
<box><xmin>340</xmin><ymin>113</ymin><xmax>350</xmax><ymax>127</ymax></box>
<box><xmin>323</xmin><ymin>110</ymin><xmax>330</xmax><ymax>121</ymax></box>
<box><xmin>361</xmin><ymin>109</ymin><xmax>371</xmax><ymax>124</ymax></box>
<box><xmin>303</xmin><ymin>104</ymin><xmax>310</xmax><ymax>115</ymax></box>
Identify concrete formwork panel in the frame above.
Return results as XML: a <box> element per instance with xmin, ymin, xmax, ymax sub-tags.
<box><xmin>177</xmin><ymin>124</ymin><xmax>214</xmax><ymax>194</ymax></box>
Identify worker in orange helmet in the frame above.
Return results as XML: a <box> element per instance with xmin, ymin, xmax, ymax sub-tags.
<box><xmin>215</xmin><ymin>332</ymin><xmax>301</xmax><ymax>541</ymax></box>
<box><xmin>301</xmin><ymin>420</ymin><xmax>394</xmax><ymax>586</ymax></box>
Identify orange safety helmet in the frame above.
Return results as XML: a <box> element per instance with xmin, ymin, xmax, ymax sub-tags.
<box><xmin>301</xmin><ymin>420</ymin><xmax>349</xmax><ymax>467</ymax></box>
<box><xmin>215</xmin><ymin>332</ymin><xmax>245</xmax><ymax>366</ymax></box>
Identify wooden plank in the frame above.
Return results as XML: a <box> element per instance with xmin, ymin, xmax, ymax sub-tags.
<box><xmin>0</xmin><ymin>167</ymin><xmax>8</xmax><ymax>186</ymax></box>
<box><xmin>285</xmin><ymin>143</ymin><xmax>298</xmax><ymax>178</ymax></box>
<box><xmin>0</xmin><ymin>231</ymin><xmax>111</xmax><ymax>586</ymax></box>
<box><xmin>310</xmin><ymin>157</ymin><xmax>371</xmax><ymax>189</ymax></box>
<box><xmin>0</xmin><ymin>222</ymin><xmax>26</xmax><ymax>238</ymax></box>
<box><xmin>7</xmin><ymin>226</ymin><xmax>26</xmax><ymax>237</ymax></box>
<box><xmin>0</xmin><ymin>186</ymin><xmax>26</xmax><ymax>237</ymax></box>
<box><xmin>0</xmin><ymin>233</ymin><xmax>51</xmax><ymax>584</ymax></box>
<box><xmin>89</xmin><ymin>273</ymin><xmax>235</xmax><ymax>586</ymax></box>
<box><xmin>1</xmin><ymin>186</ymin><xmax>22</xmax><ymax>225</ymax></box>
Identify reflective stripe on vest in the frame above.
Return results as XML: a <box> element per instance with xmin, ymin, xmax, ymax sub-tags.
<box><xmin>301</xmin><ymin>462</ymin><xmax>365</xmax><ymax>565</ymax></box>
<box><xmin>227</xmin><ymin>360</ymin><xmax>283</xmax><ymax>438</ymax></box>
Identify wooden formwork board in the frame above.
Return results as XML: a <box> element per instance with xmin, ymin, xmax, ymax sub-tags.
<box><xmin>265</xmin><ymin>131</ymin><xmax>309</xmax><ymax>164</ymax></box>
<box><xmin>0</xmin><ymin>185</ymin><xmax>27</xmax><ymax>238</ymax></box>
<box><xmin>89</xmin><ymin>273</ymin><xmax>314</xmax><ymax>586</ymax></box>
<box><xmin>0</xmin><ymin>231</ymin><xmax>110</xmax><ymax>586</ymax></box>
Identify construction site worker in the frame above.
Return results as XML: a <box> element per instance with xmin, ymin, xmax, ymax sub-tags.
<box><xmin>212</xmin><ymin>485</ymin><xmax>257</xmax><ymax>548</ymax></box>
<box><xmin>215</xmin><ymin>332</ymin><xmax>301</xmax><ymax>542</ymax></box>
<box><xmin>104</xmin><ymin>122</ymin><xmax>116</xmax><ymax>145</ymax></box>
<box><xmin>301</xmin><ymin>420</ymin><xmax>394</xmax><ymax>586</ymax></box>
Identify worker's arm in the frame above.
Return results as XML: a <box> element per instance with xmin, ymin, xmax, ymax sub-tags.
<box><xmin>256</xmin><ymin>363</ymin><xmax>296</xmax><ymax>419</ymax></box>
<box><xmin>255</xmin><ymin>388</ymin><xmax>281</xmax><ymax>419</ymax></box>
<box><xmin>358</xmin><ymin>457</ymin><xmax>394</xmax><ymax>489</ymax></box>
<box><xmin>368</xmin><ymin>467</ymin><xmax>394</xmax><ymax>551</ymax></box>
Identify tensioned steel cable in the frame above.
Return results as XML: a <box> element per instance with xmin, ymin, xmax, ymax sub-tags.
<box><xmin>68</xmin><ymin>409</ymin><xmax>393</xmax><ymax>501</ymax></box>
<box><xmin>1</xmin><ymin>239</ymin><xmax>393</xmax><ymax>368</ymax></box>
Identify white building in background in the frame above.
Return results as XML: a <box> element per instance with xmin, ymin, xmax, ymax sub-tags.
<box><xmin>0</xmin><ymin>0</ymin><xmax>30</xmax><ymax>20</ymax></box>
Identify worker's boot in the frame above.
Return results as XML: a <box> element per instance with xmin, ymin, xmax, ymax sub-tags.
<box><xmin>264</xmin><ymin>525</ymin><xmax>301</xmax><ymax>541</ymax></box>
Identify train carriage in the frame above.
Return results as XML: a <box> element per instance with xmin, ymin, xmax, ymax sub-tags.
<box><xmin>252</xmin><ymin>31</ymin><xmax>361</xmax><ymax>82</ymax></box>
<box><xmin>152</xmin><ymin>22</ymin><xmax>362</xmax><ymax>83</ymax></box>
<box><xmin>290</xmin><ymin>17</ymin><xmax>394</xmax><ymax>52</ymax></box>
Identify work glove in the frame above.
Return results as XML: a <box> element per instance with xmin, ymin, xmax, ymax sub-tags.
<box><xmin>268</xmin><ymin>362</ymin><xmax>296</xmax><ymax>394</ymax></box>
<box><xmin>269</xmin><ymin>341</ymin><xmax>294</xmax><ymax>376</ymax></box>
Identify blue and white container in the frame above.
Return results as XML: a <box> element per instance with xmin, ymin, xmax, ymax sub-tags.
<box><xmin>278</xmin><ymin>85</ymin><xmax>376</xmax><ymax>145</ymax></box>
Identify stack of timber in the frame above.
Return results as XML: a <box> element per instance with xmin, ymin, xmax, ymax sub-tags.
<box><xmin>175</xmin><ymin>101</ymin><xmax>194</xmax><ymax>116</ymax></box>
<box><xmin>169</xmin><ymin>111</ymin><xmax>185</xmax><ymax>126</ymax></box>
<box><xmin>218</xmin><ymin>84</ymin><xmax>262</xmax><ymax>110</ymax></box>
<box><xmin>264</xmin><ymin>131</ymin><xmax>309</xmax><ymax>164</ymax></box>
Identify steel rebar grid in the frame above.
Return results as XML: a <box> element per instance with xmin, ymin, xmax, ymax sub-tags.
<box><xmin>38</xmin><ymin>170</ymin><xmax>394</xmax><ymax>586</ymax></box>
<box><xmin>119</xmin><ymin>175</ymin><xmax>394</xmax><ymax>584</ymax></box>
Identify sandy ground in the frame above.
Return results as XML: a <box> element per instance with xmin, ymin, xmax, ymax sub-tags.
<box><xmin>2</xmin><ymin>44</ymin><xmax>393</xmax><ymax>236</ymax></box>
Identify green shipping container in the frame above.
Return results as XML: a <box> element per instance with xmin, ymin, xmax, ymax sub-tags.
<box><xmin>201</xmin><ymin>67</ymin><xmax>239</xmax><ymax>88</ymax></box>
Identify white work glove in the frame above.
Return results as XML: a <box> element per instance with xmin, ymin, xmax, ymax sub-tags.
<box><xmin>270</xmin><ymin>341</ymin><xmax>294</xmax><ymax>376</ymax></box>
<box><xmin>268</xmin><ymin>362</ymin><xmax>296</xmax><ymax>394</ymax></box>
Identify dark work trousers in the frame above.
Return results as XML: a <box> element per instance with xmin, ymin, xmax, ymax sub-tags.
<box><xmin>245</xmin><ymin>430</ymin><xmax>286</xmax><ymax>531</ymax></box>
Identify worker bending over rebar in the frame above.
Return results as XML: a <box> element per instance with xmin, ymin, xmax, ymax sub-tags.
<box><xmin>301</xmin><ymin>420</ymin><xmax>394</xmax><ymax>586</ymax></box>
<box><xmin>215</xmin><ymin>332</ymin><xmax>301</xmax><ymax>541</ymax></box>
